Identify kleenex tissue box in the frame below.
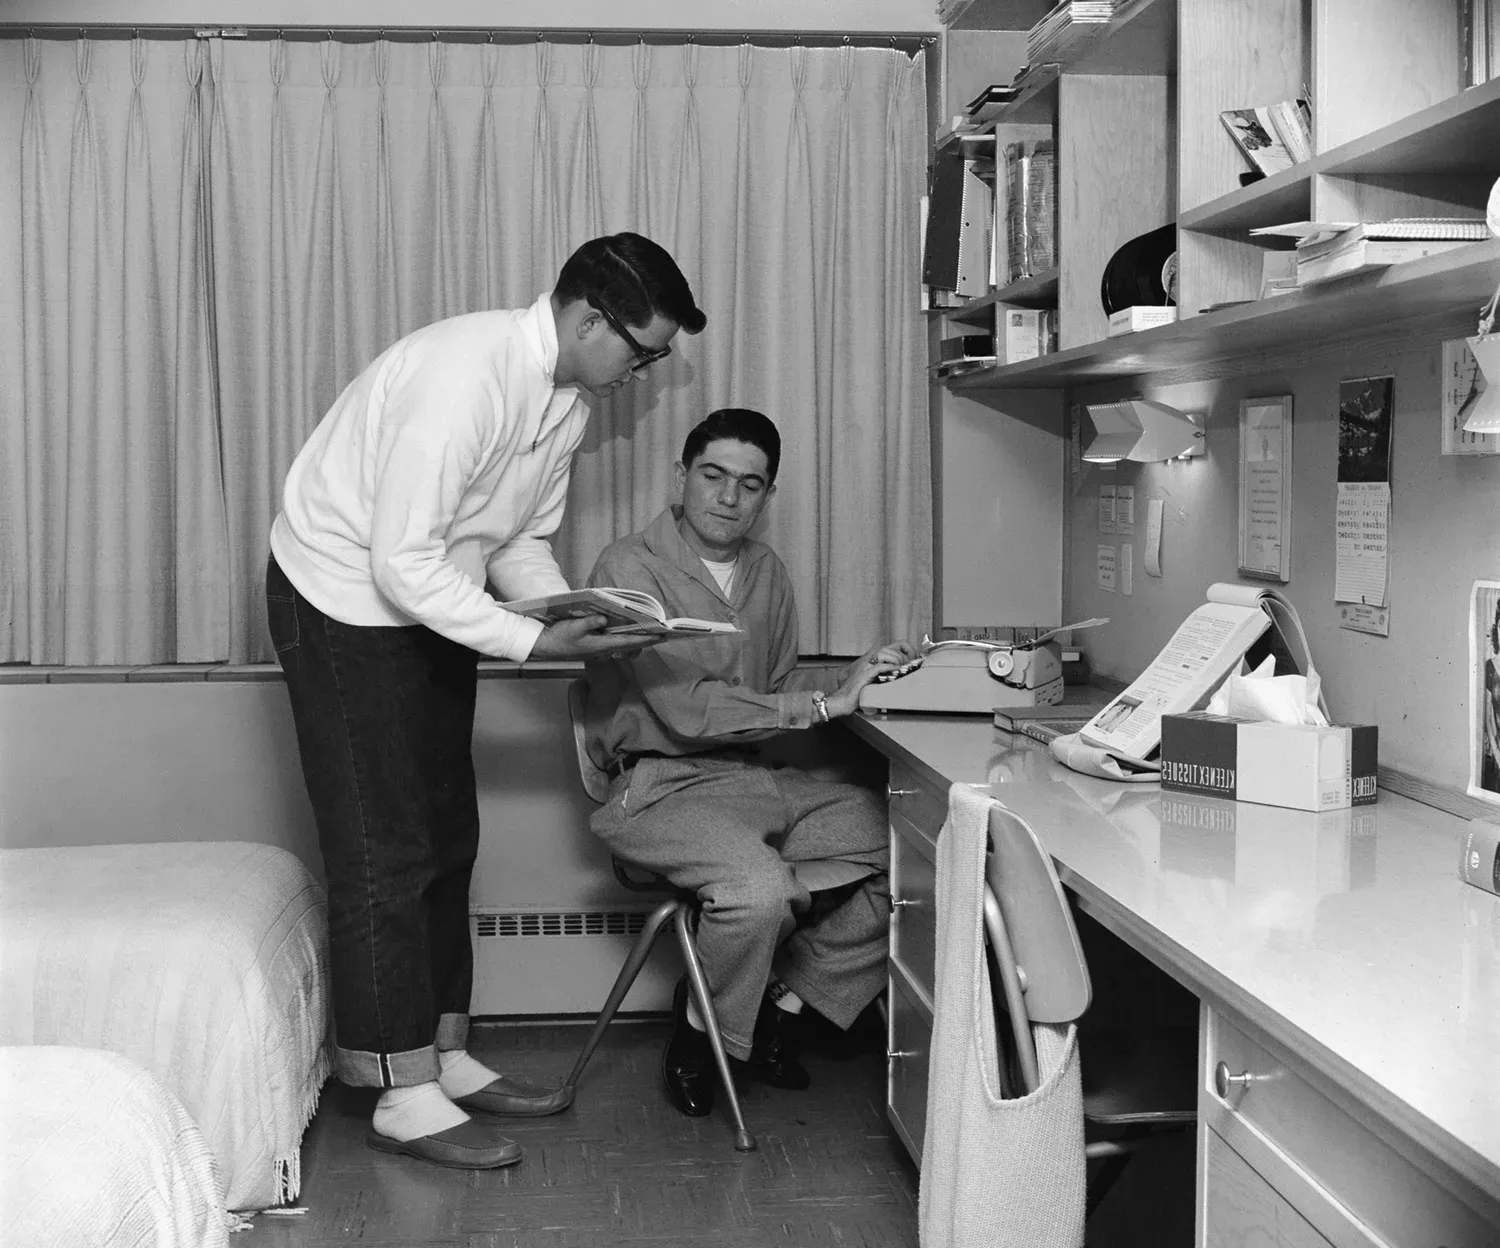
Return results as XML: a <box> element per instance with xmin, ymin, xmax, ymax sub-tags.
<box><xmin>1160</xmin><ymin>712</ymin><xmax>1378</xmax><ymax>812</ymax></box>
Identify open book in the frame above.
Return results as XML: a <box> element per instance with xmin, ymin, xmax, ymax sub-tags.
<box><xmin>1079</xmin><ymin>583</ymin><xmax>1314</xmax><ymax>764</ymax></box>
<box><xmin>500</xmin><ymin>587</ymin><xmax>742</xmax><ymax>636</ymax></box>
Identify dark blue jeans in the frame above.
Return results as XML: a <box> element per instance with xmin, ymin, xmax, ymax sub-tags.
<box><xmin>266</xmin><ymin>555</ymin><xmax>480</xmax><ymax>1088</ymax></box>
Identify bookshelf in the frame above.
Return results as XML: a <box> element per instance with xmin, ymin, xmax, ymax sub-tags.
<box><xmin>932</xmin><ymin>0</ymin><xmax>1500</xmax><ymax>393</ymax></box>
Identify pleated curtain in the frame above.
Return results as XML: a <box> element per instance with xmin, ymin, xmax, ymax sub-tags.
<box><xmin>1</xmin><ymin>35</ymin><xmax>931</xmax><ymax>665</ymax></box>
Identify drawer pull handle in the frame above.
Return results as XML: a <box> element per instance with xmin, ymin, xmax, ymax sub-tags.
<box><xmin>889</xmin><ymin>896</ymin><xmax>918</xmax><ymax>911</ymax></box>
<box><xmin>887</xmin><ymin>1049</ymin><xmax>919</xmax><ymax>1061</ymax></box>
<box><xmin>1214</xmin><ymin>1061</ymin><xmax>1254</xmax><ymax>1099</ymax></box>
<box><xmin>887</xmin><ymin>785</ymin><xmax>919</xmax><ymax>800</ymax></box>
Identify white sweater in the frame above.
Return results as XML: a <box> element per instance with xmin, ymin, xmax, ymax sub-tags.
<box><xmin>269</xmin><ymin>292</ymin><xmax>588</xmax><ymax>661</ymax></box>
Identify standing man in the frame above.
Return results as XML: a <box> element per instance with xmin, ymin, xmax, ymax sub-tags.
<box><xmin>581</xmin><ymin>409</ymin><xmax>918</xmax><ymax>1117</ymax></box>
<box><xmin>265</xmin><ymin>234</ymin><xmax>704</xmax><ymax>1170</ymax></box>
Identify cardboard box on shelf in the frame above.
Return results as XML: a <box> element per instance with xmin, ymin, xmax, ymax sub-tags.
<box><xmin>1107</xmin><ymin>305</ymin><xmax>1178</xmax><ymax>337</ymax></box>
<box><xmin>1160</xmin><ymin>712</ymin><xmax>1378</xmax><ymax>812</ymax></box>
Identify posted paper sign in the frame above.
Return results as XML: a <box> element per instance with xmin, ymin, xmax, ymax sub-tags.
<box><xmin>1115</xmin><ymin>485</ymin><xmax>1135</xmax><ymax>535</ymax></box>
<box><xmin>1334</xmin><ymin>483</ymin><xmax>1390</xmax><ymax>606</ymax></box>
<box><xmin>1145</xmin><ymin>498</ymin><xmax>1164</xmax><ymax>577</ymax></box>
<box><xmin>1097</xmin><ymin>544</ymin><xmax>1118</xmax><ymax>592</ymax></box>
<box><xmin>1098</xmin><ymin>485</ymin><xmax>1116</xmax><ymax>534</ymax></box>
<box><xmin>1121</xmin><ymin>543</ymin><xmax>1134</xmax><ymax>596</ymax></box>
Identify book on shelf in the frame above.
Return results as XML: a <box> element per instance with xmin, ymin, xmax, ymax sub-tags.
<box><xmin>1220</xmin><ymin>99</ymin><xmax>1313</xmax><ymax>177</ymax></box>
<box><xmin>1300</xmin><ymin>218</ymin><xmax>1493</xmax><ymax>251</ymax></box>
<box><xmin>1296</xmin><ymin>238</ymin><xmax>1475</xmax><ymax>285</ymax></box>
<box><xmin>1078</xmin><ymin>583</ymin><xmax>1312</xmax><ymax>765</ymax></box>
<box><xmin>1027</xmin><ymin>1</ymin><xmax>1116</xmax><ymax>65</ymax></box>
<box><xmin>924</xmin><ymin>152</ymin><xmax>993</xmax><ymax>296</ymax></box>
<box><xmin>500</xmin><ymin>588</ymin><xmax>743</xmax><ymax>636</ymax></box>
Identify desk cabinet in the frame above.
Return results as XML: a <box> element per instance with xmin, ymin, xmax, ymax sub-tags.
<box><xmin>1198</xmin><ymin>1007</ymin><xmax>1498</xmax><ymax>1248</ymax></box>
<box><xmin>872</xmin><ymin>741</ymin><xmax>1500</xmax><ymax>1244</ymax></box>
<box><xmin>884</xmin><ymin>758</ymin><xmax>944</xmax><ymax>1168</ymax></box>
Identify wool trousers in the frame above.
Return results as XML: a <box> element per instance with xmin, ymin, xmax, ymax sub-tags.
<box><xmin>590</xmin><ymin>752</ymin><xmax>890</xmax><ymax>1059</ymax></box>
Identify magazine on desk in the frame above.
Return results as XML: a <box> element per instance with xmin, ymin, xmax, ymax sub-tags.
<box><xmin>1079</xmin><ymin>583</ymin><xmax>1313</xmax><ymax>764</ymax></box>
<box><xmin>499</xmin><ymin>587</ymin><xmax>742</xmax><ymax>636</ymax></box>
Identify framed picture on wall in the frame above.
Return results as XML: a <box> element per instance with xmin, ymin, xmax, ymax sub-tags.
<box><xmin>1470</xmin><ymin>579</ymin><xmax>1500</xmax><ymax>809</ymax></box>
<box><xmin>1237</xmin><ymin>395</ymin><xmax>1293</xmax><ymax>582</ymax></box>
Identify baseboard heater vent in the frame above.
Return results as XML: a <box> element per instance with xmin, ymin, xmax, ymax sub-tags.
<box><xmin>474</xmin><ymin>910</ymin><xmax>651</xmax><ymax>939</ymax></box>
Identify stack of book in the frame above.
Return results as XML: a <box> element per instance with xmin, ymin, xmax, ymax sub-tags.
<box><xmin>1219</xmin><ymin>98</ymin><xmax>1313</xmax><ymax>177</ymax></box>
<box><xmin>1294</xmin><ymin>218</ymin><xmax>1490</xmax><ymax>285</ymax></box>
<box><xmin>1027</xmin><ymin>1</ymin><xmax>1116</xmax><ymax>66</ymax></box>
<box><xmin>965</xmin><ymin>81</ymin><xmax>1022</xmax><ymax>126</ymax></box>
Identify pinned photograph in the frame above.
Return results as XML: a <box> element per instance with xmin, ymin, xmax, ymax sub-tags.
<box><xmin>1470</xmin><ymin>580</ymin><xmax>1500</xmax><ymax>807</ymax></box>
<box><xmin>1337</xmin><ymin>376</ymin><xmax>1395</xmax><ymax>483</ymax></box>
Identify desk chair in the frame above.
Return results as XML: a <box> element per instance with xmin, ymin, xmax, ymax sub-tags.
<box><xmin>560</xmin><ymin>680</ymin><xmax>872</xmax><ymax>1153</ymax></box>
<box><xmin>981</xmin><ymin>802</ymin><xmax>1196</xmax><ymax>1219</ymax></box>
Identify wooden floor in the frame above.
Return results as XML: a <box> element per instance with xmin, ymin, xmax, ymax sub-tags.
<box><xmin>237</xmin><ymin>1016</ymin><xmax>919</xmax><ymax>1248</ymax></box>
<box><xmin>236</xmin><ymin>1012</ymin><xmax>1194</xmax><ymax>1247</ymax></box>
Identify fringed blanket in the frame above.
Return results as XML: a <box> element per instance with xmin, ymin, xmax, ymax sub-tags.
<box><xmin>0</xmin><ymin>1046</ymin><xmax>232</xmax><ymax>1248</ymax></box>
<box><xmin>0</xmin><ymin>842</ymin><xmax>330</xmax><ymax>1211</ymax></box>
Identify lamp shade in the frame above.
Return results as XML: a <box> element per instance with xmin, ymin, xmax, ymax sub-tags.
<box><xmin>1083</xmin><ymin>401</ymin><xmax>1143</xmax><ymax>461</ymax></box>
<box><xmin>1128</xmin><ymin>399</ymin><xmax>1204</xmax><ymax>460</ymax></box>
<box><xmin>1084</xmin><ymin>399</ymin><xmax>1202</xmax><ymax>462</ymax></box>
<box><xmin>1463</xmin><ymin>333</ymin><xmax>1500</xmax><ymax>435</ymax></box>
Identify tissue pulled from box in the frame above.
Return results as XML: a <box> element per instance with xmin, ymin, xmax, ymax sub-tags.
<box><xmin>1206</xmin><ymin>655</ymin><xmax>1329</xmax><ymax>727</ymax></box>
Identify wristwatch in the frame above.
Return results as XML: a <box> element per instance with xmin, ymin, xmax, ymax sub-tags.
<box><xmin>812</xmin><ymin>691</ymin><xmax>830</xmax><ymax>724</ymax></box>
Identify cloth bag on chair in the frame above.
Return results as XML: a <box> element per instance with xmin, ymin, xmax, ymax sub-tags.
<box><xmin>918</xmin><ymin>783</ymin><xmax>1086</xmax><ymax>1248</ymax></box>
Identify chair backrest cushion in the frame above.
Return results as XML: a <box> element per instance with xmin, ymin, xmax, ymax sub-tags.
<box><xmin>986</xmin><ymin>804</ymin><xmax>1091</xmax><ymax>1024</ymax></box>
<box><xmin>567</xmin><ymin>679</ymin><xmax>612</xmax><ymax>805</ymax></box>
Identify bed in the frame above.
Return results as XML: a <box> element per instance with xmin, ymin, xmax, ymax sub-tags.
<box><xmin>0</xmin><ymin>1046</ymin><xmax>231</xmax><ymax>1248</ymax></box>
<box><xmin>0</xmin><ymin>841</ymin><xmax>331</xmax><ymax>1211</ymax></box>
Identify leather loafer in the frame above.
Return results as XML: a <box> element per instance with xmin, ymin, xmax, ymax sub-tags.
<box><xmin>662</xmin><ymin>977</ymin><xmax>716</xmax><ymax>1117</ymax></box>
<box><xmin>452</xmin><ymin>1075</ymin><xmax>574</xmax><ymax>1117</ymax></box>
<box><xmin>366</xmin><ymin>1118</ymin><xmax>523</xmax><ymax>1169</ymax></box>
<box><xmin>739</xmin><ymin>995</ymin><xmax>810</xmax><ymax>1091</ymax></box>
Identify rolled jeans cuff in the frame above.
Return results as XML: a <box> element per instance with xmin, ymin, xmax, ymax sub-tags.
<box><xmin>435</xmin><ymin>1012</ymin><xmax>469</xmax><ymax>1053</ymax></box>
<box><xmin>334</xmin><ymin>1041</ymin><xmax>442</xmax><ymax>1089</ymax></box>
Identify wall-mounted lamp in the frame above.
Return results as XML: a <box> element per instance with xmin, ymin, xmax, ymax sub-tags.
<box><xmin>1083</xmin><ymin>399</ymin><xmax>1205</xmax><ymax>463</ymax></box>
<box><xmin>1462</xmin><ymin>333</ymin><xmax>1500</xmax><ymax>436</ymax></box>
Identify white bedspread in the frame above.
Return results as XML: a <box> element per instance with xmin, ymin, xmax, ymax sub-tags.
<box><xmin>0</xmin><ymin>1046</ymin><xmax>230</xmax><ymax>1248</ymax></box>
<box><xmin>0</xmin><ymin>841</ymin><xmax>331</xmax><ymax>1211</ymax></box>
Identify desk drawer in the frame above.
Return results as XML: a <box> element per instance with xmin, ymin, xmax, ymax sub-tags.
<box><xmin>887</xmin><ymin>964</ymin><xmax>933</xmax><ymax>1167</ymax></box>
<box><xmin>1202</xmin><ymin>1008</ymin><xmax>1499</xmax><ymax>1248</ymax></box>
<box><xmin>886</xmin><ymin>759</ymin><xmax>948</xmax><ymax>841</ymax></box>
<box><xmin>1203</xmin><ymin>1126</ymin><xmax>1334</xmax><ymax>1248</ymax></box>
<box><xmin>891</xmin><ymin>815</ymin><xmax>937</xmax><ymax>1003</ymax></box>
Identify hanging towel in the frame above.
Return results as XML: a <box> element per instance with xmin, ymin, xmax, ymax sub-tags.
<box><xmin>919</xmin><ymin>783</ymin><xmax>1086</xmax><ymax>1248</ymax></box>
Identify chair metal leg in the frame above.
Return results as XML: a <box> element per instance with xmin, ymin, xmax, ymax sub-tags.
<box><xmin>674</xmin><ymin>906</ymin><xmax>756</xmax><ymax>1152</ymax></box>
<box><xmin>564</xmin><ymin>898</ymin><xmax>679</xmax><ymax>1092</ymax></box>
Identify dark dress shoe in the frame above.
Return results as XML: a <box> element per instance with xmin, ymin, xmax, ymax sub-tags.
<box><xmin>452</xmin><ymin>1074</ymin><xmax>574</xmax><ymax>1117</ymax></box>
<box><xmin>739</xmin><ymin>995</ymin><xmax>810</xmax><ymax>1090</ymax></box>
<box><xmin>663</xmin><ymin>977</ymin><xmax>716</xmax><ymax>1117</ymax></box>
<box><xmin>366</xmin><ymin>1118</ymin><xmax>523</xmax><ymax>1169</ymax></box>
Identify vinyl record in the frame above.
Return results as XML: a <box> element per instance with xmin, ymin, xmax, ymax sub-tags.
<box><xmin>1100</xmin><ymin>223</ymin><xmax>1177</xmax><ymax>315</ymax></box>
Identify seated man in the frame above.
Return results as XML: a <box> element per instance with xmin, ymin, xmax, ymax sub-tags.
<box><xmin>580</xmin><ymin>408</ymin><xmax>918</xmax><ymax>1116</ymax></box>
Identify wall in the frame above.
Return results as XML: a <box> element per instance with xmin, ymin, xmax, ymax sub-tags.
<box><xmin>1064</xmin><ymin>340</ymin><xmax>1500</xmax><ymax>793</ymax></box>
<box><xmin>0</xmin><ymin>0</ymin><xmax>940</xmax><ymax>32</ymax></box>
<box><xmin>936</xmin><ymin>387</ymin><xmax>1064</xmax><ymax>629</ymax></box>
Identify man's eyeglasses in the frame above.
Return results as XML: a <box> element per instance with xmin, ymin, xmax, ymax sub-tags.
<box><xmin>592</xmin><ymin>299</ymin><xmax>672</xmax><ymax>375</ymax></box>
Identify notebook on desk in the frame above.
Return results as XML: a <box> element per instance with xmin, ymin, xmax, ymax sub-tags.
<box><xmin>993</xmin><ymin>700</ymin><xmax>1107</xmax><ymax>744</ymax></box>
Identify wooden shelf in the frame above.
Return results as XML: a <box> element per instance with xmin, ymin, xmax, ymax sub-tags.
<box><xmin>946</xmin><ymin>241</ymin><xmax>1500</xmax><ymax>390</ymax></box>
<box><xmin>932</xmin><ymin>268</ymin><xmax>1060</xmax><ymax>327</ymax></box>
<box><xmin>1181</xmin><ymin>77</ymin><xmax>1500</xmax><ymax>233</ymax></box>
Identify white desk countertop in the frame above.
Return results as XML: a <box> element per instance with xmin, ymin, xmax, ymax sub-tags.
<box><xmin>848</xmin><ymin>711</ymin><xmax>1500</xmax><ymax>1203</ymax></box>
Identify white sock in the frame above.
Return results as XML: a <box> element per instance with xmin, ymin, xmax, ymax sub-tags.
<box><xmin>769</xmin><ymin>978</ymin><xmax>805</xmax><ymax>1014</ymax></box>
<box><xmin>685</xmin><ymin>998</ymin><xmax>708</xmax><ymax>1032</ymax></box>
<box><xmin>437</xmin><ymin>1049</ymin><xmax>502</xmax><ymax>1100</ymax></box>
<box><xmin>371</xmin><ymin>1081</ymin><xmax>467</xmax><ymax>1142</ymax></box>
